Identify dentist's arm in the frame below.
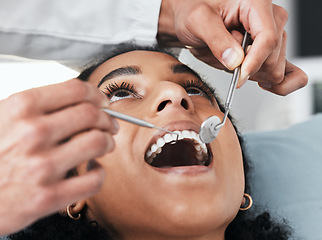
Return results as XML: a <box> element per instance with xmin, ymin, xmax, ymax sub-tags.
<box><xmin>0</xmin><ymin>0</ymin><xmax>162</xmax><ymax>62</ymax></box>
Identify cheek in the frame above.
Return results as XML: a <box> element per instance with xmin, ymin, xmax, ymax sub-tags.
<box><xmin>84</xmin><ymin>121</ymin><xmax>145</xmax><ymax>222</ymax></box>
<box><xmin>98</xmin><ymin>120</ymin><xmax>137</xmax><ymax>173</ymax></box>
<box><xmin>220</xmin><ymin>121</ymin><xmax>245</xmax><ymax>191</ymax></box>
<box><xmin>210</xmin><ymin>118</ymin><xmax>245</xmax><ymax>200</ymax></box>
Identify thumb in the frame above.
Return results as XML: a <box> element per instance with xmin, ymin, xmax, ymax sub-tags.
<box><xmin>198</xmin><ymin>15</ymin><xmax>245</xmax><ymax>70</ymax></box>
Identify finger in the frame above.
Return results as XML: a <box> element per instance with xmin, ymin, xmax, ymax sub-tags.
<box><xmin>8</xmin><ymin>79</ymin><xmax>108</xmax><ymax>118</ymax></box>
<box><xmin>258</xmin><ymin>61</ymin><xmax>308</xmax><ymax>96</ymax></box>
<box><xmin>239</xmin><ymin>3</ymin><xmax>280</xmax><ymax>81</ymax></box>
<box><xmin>32</xmin><ymin>162</ymin><xmax>105</xmax><ymax>218</ymax></box>
<box><xmin>188</xmin><ymin>30</ymin><xmax>245</xmax><ymax>70</ymax></box>
<box><xmin>251</xmin><ymin>31</ymin><xmax>287</xmax><ymax>85</ymax></box>
<box><xmin>250</xmin><ymin>5</ymin><xmax>288</xmax><ymax>75</ymax></box>
<box><xmin>55</xmin><ymin>161</ymin><xmax>105</xmax><ymax>207</ymax></box>
<box><xmin>188</xmin><ymin>47</ymin><xmax>225</xmax><ymax>70</ymax></box>
<box><xmin>46</xmin><ymin>129</ymin><xmax>115</xmax><ymax>181</ymax></box>
<box><xmin>39</xmin><ymin>79</ymin><xmax>109</xmax><ymax>111</ymax></box>
<box><xmin>39</xmin><ymin>102</ymin><xmax>118</xmax><ymax>145</ymax></box>
<box><xmin>186</xmin><ymin>5</ymin><xmax>245</xmax><ymax>70</ymax></box>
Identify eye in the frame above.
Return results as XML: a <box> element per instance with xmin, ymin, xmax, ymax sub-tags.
<box><xmin>186</xmin><ymin>86</ymin><xmax>206</xmax><ymax>96</ymax></box>
<box><xmin>103</xmin><ymin>82</ymin><xmax>141</xmax><ymax>103</ymax></box>
<box><xmin>109</xmin><ymin>89</ymin><xmax>137</xmax><ymax>103</ymax></box>
<box><xmin>182</xmin><ymin>80</ymin><xmax>214</xmax><ymax>101</ymax></box>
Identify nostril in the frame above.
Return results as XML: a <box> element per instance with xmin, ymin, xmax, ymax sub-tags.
<box><xmin>157</xmin><ymin>99</ymin><xmax>189</xmax><ymax>112</ymax></box>
<box><xmin>157</xmin><ymin>100</ymin><xmax>171</xmax><ymax>112</ymax></box>
<box><xmin>181</xmin><ymin>99</ymin><xmax>189</xmax><ymax>110</ymax></box>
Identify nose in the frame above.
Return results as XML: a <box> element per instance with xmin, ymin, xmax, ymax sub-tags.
<box><xmin>151</xmin><ymin>81</ymin><xmax>194</xmax><ymax>115</ymax></box>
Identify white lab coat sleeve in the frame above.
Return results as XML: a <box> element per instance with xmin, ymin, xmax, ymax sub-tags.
<box><xmin>0</xmin><ymin>0</ymin><xmax>162</xmax><ymax>63</ymax></box>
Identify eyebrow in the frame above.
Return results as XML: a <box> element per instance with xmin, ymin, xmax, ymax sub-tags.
<box><xmin>171</xmin><ymin>63</ymin><xmax>216</xmax><ymax>99</ymax></box>
<box><xmin>97</xmin><ymin>63</ymin><xmax>202</xmax><ymax>88</ymax></box>
<box><xmin>170</xmin><ymin>63</ymin><xmax>202</xmax><ymax>80</ymax></box>
<box><xmin>97</xmin><ymin>65</ymin><xmax>142</xmax><ymax>87</ymax></box>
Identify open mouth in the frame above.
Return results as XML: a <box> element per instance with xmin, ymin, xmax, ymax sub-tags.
<box><xmin>145</xmin><ymin>130</ymin><xmax>212</xmax><ymax>168</ymax></box>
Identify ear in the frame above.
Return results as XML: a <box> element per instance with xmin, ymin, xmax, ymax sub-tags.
<box><xmin>59</xmin><ymin>200</ymin><xmax>86</xmax><ymax>219</ymax></box>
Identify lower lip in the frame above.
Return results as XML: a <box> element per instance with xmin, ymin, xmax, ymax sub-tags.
<box><xmin>151</xmin><ymin>165</ymin><xmax>211</xmax><ymax>176</ymax></box>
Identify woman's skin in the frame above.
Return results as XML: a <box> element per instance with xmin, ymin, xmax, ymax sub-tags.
<box><xmin>73</xmin><ymin>50</ymin><xmax>245</xmax><ymax>240</ymax></box>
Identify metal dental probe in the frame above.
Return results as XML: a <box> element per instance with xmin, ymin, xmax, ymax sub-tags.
<box><xmin>199</xmin><ymin>32</ymin><xmax>251</xmax><ymax>144</ymax></box>
<box><xmin>102</xmin><ymin>108</ymin><xmax>179</xmax><ymax>139</ymax></box>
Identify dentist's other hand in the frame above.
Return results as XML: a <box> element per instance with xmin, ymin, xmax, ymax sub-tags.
<box><xmin>0</xmin><ymin>79</ymin><xmax>118</xmax><ymax>236</ymax></box>
<box><xmin>157</xmin><ymin>0</ymin><xmax>308</xmax><ymax>96</ymax></box>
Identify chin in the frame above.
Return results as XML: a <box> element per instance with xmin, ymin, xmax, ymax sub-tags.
<box><xmin>150</xmin><ymin>206</ymin><xmax>235</xmax><ymax>239</ymax></box>
<box><xmin>140</xmin><ymin>189</ymin><xmax>240</xmax><ymax>239</ymax></box>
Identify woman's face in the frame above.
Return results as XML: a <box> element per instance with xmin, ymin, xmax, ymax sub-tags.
<box><xmin>80</xmin><ymin>50</ymin><xmax>244</xmax><ymax>239</ymax></box>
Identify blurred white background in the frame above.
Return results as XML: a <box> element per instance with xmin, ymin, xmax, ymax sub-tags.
<box><xmin>0</xmin><ymin>0</ymin><xmax>321</xmax><ymax>133</ymax></box>
<box><xmin>0</xmin><ymin>56</ymin><xmax>77</xmax><ymax>100</ymax></box>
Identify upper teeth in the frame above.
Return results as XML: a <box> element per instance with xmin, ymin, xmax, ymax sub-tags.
<box><xmin>145</xmin><ymin>130</ymin><xmax>208</xmax><ymax>165</ymax></box>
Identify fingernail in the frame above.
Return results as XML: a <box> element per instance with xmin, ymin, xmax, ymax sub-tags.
<box><xmin>102</xmin><ymin>102</ymin><xmax>110</xmax><ymax>109</ymax></box>
<box><xmin>237</xmin><ymin>75</ymin><xmax>250</xmax><ymax>89</ymax></box>
<box><xmin>246</xmin><ymin>45</ymin><xmax>251</xmax><ymax>54</ymax></box>
<box><xmin>112</xmin><ymin>118</ymin><xmax>119</xmax><ymax>133</ymax></box>
<box><xmin>100</xmin><ymin>91</ymin><xmax>110</xmax><ymax>108</ymax></box>
<box><xmin>222</xmin><ymin>48</ymin><xmax>241</xmax><ymax>70</ymax></box>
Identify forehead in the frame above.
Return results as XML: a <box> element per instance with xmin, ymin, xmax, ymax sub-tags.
<box><xmin>89</xmin><ymin>50</ymin><xmax>180</xmax><ymax>83</ymax></box>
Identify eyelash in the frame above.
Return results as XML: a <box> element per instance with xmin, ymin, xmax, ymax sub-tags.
<box><xmin>103</xmin><ymin>80</ymin><xmax>214</xmax><ymax>101</ymax></box>
<box><xmin>104</xmin><ymin>82</ymin><xmax>140</xmax><ymax>99</ymax></box>
<box><xmin>182</xmin><ymin>80</ymin><xmax>214</xmax><ymax>100</ymax></box>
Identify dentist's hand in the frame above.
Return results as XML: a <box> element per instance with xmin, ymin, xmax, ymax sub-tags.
<box><xmin>157</xmin><ymin>0</ymin><xmax>308</xmax><ymax>96</ymax></box>
<box><xmin>0</xmin><ymin>79</ymin><xmax>118</xmax><ymax>235</ymax></box>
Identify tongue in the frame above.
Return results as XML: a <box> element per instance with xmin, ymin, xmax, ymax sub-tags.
<box><xmin>150</xmin><ymin>141</ymin><xmax>198</xmax><ymax>168</ymax></box>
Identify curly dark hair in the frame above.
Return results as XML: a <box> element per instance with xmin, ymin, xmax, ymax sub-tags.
<box><xmin>10</xmin><ymin>44</ymin><xmax>292</xmax><ymax>240</ymax></box>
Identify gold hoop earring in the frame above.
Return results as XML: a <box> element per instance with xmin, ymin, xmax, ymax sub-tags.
<box><xmin>66</xmin><ymin>204</ymin><xmax>81</xmax><ymax>220</ymax></box>
<box><xmin>240</xmin><ymin>193</ymin><xmax>253</xmax><ymax>211</ymax></box>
